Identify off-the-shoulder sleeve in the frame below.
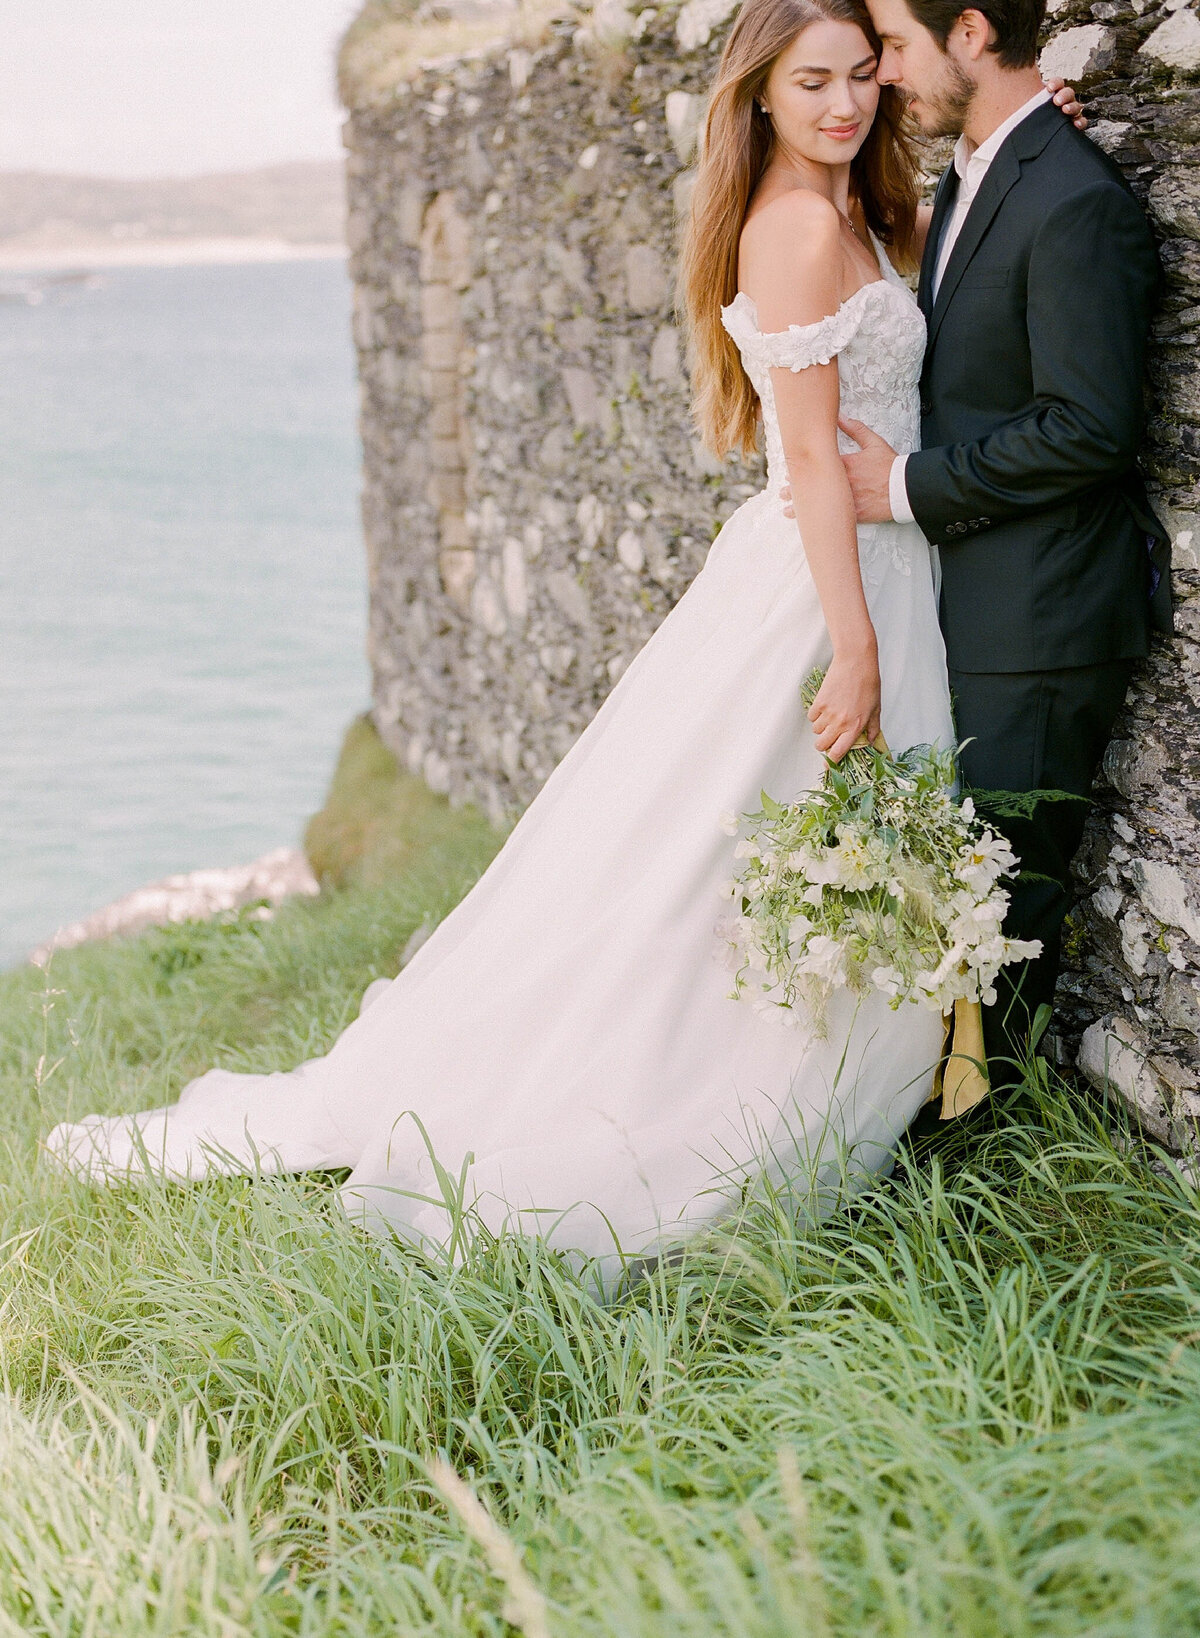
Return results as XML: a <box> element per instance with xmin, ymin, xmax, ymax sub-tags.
<box><xmin>721</xmin><ymin>293</ymin><xmax>865</xmax><ymax>372</ymax></box>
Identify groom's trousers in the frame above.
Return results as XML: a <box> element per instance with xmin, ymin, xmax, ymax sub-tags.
<box><xmin>948</xmin><ymin>660</ymin><xmax>1135</xmax><ymax>1078</ymax></box>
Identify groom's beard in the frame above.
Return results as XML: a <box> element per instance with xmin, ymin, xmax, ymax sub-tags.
<box><xmin>912</xmin><ymin>58</ymin><xmax>975</xmax><ymax>139</ymax></box>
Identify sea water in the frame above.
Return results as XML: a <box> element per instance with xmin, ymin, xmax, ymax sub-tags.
<box><xmin>0</xmin><ymin>258</ymin><xmax>368</xmax><ymax>969</ymax></box>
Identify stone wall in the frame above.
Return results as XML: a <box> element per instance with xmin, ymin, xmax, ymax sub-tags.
<box><xmin>341</xmin><ymin>0</ymin><xmax>1200</xmax><ymax>1144</ymax></box>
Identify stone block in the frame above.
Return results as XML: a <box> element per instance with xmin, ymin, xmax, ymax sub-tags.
<box><xmin>440</xmin><ymin>512</ymin><xmax>472</xmax><ymax>551</ymax></box>
<box><xmin>562</xmin><ymin>366</ymin><xmax>603</xmax><ymax>430</ymax></box>
<box><xmin>1164</xmin><ymin>972</ymin><xmax>1200</xmax><ymax>1034</ymax></box>
<box><xmin>546</xmin><ymin>242</ymin><xmax>591</xmax><ymax>296</ymax></box>
<box><xmin>420</xmin><ymin>283</ymin><xmax>459</xmax><ymax>330</ymax></box>
<box><xmin>1131</xmin><ymin>857</ymin><xmax>1200</xmax><ymax>945</ymax></box>
<box><xmin>1103</xmin><ymin>734</ymin><xmax>1167</xmax><ymax>797</ymax></box>
<box><xmin>624</xmin><ymin>244</ymin><xmax>669</xmax><ymax>314</ymax></box>
<box><xmin>502</xmin><ymin>536</ymin><xmax>529</xmax><ymax>623</ymax></box>
<box><xmin>616</xmin><ymin>529</ymin><xmax>645</xmax><ymax>572</ymax></box>
<box><xmin>423</xmin><ymin>748</ymin><xmax>452</xmax><ymax>794</ymax></box>
<box><xmin>676</xmin><ymin>0</ymin><xmax>738</xmax><ymax>50</ymax></box>
<box><xmin>471</xmin><ymin>574</ymin><xmax>508</xmax><ymax>638</ymax></box>
<box><xmin>352</xmin><ymin>288</ymin><xmax>377</xmax><ymax>351</ymax></box>
<box><xmin>464</xmin><ymin>132</ymin><xmax>494</xmax><ymax>193</ymax></box>
<box><xmin>649</xmin><ymin>324</ymin><xmax>682</xmax><ymax>384</ymax></box>
<box><xmin>430</xmin><ymin>399</ymin><xmax>460</xmax><ymax>439</ymax></box>
<box><xmin>397</xmin><ymin>185</ymin><xmax>426</xmax><ymax>248</ymax></box>
<box><xmin>346</xmin><ymin>208</ymin><xmax>371</xmax><ymax>255</ymax></box>
<box><xmin>1087</xmin><ymin>120</ymin><xmax>1134</xmax><ymax>155</ymax></box>
<box><xmin>539</xmin><ymin>643</ymin><xmax>577</xmax><ymax>680</ymax></box>
<box><xmin>422</xmin><ymin>330</ymin><xmax>461</xmax><ymax>371</ymax></box>
<box><xmin>673</xmin><ymin>170</ymin><xmax>697</xmax><ymax>226</ymax></box>
<box><xmin>429</xmin><ymin>469</ymin><xmax>466</xmax><ymax>510</ymax></box>
<box><xmin>577</xmin><ymin>493</ymin><xmax>608</xmax><ymax>548</ymax></box>
<box><xmin>500</xmin><ymin>727</ymin><xmax>522</xmax><ymax>781</ymax></box>
<box><xmin>431</xmin><ymin>437</ymin><xmax>464</xmax><ymax>473</ymax></box>
<box><xmin>538</xmin><ymin>426</ymin><xmax>569</xmax><ymax>473</ymax></box>
<box><xmin>1078</xmin><ymin>1013</ymin><xmax>1175</xmax><ymax>1144</ymax></box>
<box><xmin>644</xmin><ymin>525</ymin><xmax>674</xmax><ymax>585</ymax></box>
<box><xmin>508</xmin><ymin>47</ymin><xmax>531</xmax><ymax>92</ymax></box>
<box><xmin>546</xmin><ymin>571</ymin><xmax>592</xmax><ymax>628</ymax></box>
<box><xmin>1141</xmin><ymin>6</ymin><xmax>1200</xmax><ymax>72</ymax></box>
<box><xmin>665</xmin><ymin>91</ymin><xmax>703</xmax><ymax>164</ymax></box>
<box><xmin>439</xmin><ymin>548</ymin><xmax>476</xmax><ymax>609</ymax></box>
<box><xmin>1039</xmin><ymin>24</ymin><xmax>1117</xmax><ymax>81</ymax></box>
<box><xmin>1150</xmin><ymin>169</ymin><xmax>1200</xmax><ymax>241</ymax></box>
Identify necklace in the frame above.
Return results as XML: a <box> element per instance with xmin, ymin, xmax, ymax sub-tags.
<box><xmin>837</xmin><ymin>207</ymin><xmax>871</xmax><ymax>250</ymax></box>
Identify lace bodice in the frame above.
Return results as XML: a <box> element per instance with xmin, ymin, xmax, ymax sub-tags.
<box><xmin>720</xmin><ymin>249</ymin><xmax>926</xmax><ymax>495</ymax></box>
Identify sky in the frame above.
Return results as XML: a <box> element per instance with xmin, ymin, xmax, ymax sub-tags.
<box><xmin>0</xmin><ymin>1</ymin><xmax>363</xmax><ymax>177</ymax></box>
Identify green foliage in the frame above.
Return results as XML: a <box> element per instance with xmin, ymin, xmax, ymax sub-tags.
<box><xmin>966</xmin><ymin>787</ymin><xmax>1090</xmax><ymax>822</ymax></box>
<box><xmin>2</xmin><ymin>839</ymin><xmax>1200</xmax><ymax>1633</ymax></box>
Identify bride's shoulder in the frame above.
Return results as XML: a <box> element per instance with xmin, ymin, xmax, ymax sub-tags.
<box><xmin>739</xmin><ymin>190</ymin><xmax>843</xmax><ymax>326</ymax></box>
<box><xmin>741</xmin><ymin>189</ymin><xmax>840</xmax><ymax>266</ymax></box>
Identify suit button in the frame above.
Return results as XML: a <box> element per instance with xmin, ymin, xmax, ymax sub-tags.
<box><xmin>920</xmin><ymin>397</ymin><xmax>932</xmax><ymax>416</ymax></box>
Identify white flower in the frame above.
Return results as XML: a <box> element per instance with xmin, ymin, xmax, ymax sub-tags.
<box><xmin>719</xmin><ymin>810</ymin><xmax>740</xmax><ymax>836</ymax></box>
<box><xmin>798</xmin><ymin>934</ymin><xmax>845</xmax><ymax>982</ymax></box>
<box><xmin>871</xmin><ymin>965</ymin><xmax>903</xmax><ymax>998</ymax></box>
<box><xmin>787</xmin><ymin>915</ymin><xmax>813</xmax><ymax>947</ymax></box>
<box><xmin>805</xmin><ymin>852</ymin><xmax>845</xmax><ymax>885</ymax></box>
<box><xmin>733</xmin><ymin>839</ymin><xmax>760</xmax><ymax>860</ymax></box>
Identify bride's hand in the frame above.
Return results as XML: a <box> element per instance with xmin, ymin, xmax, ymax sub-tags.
<box><xmin>1045</xmin><ymin>77</ymin><xmax>1087</xmax><ymax>130</ymax></box>
<box><xmin>808</xmin><ymin>647</ymin><xmax>882</xmax><ymax>763</ymax></box>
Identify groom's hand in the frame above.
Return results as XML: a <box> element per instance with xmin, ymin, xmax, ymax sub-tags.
<box><xmin>838</xmin><ymin>417</ymin><xmax>897</xmax><ymax>524</ymax></box>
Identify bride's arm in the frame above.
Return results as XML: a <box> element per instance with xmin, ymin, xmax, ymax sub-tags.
<box><xmin>739</xmin><ymin>194</ymin><xmax>880</xmax><ymax>762</ymax></box>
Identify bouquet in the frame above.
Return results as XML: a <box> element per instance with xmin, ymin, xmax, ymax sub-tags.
<box><xmin>718</xmin><ymin>672</ymin><xmax>1041</xmax><ymax>1028</ymax></box>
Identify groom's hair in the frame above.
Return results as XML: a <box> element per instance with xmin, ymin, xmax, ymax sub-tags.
<box><xmin>904</xmin><ymin>0</ymin><xmax>1047</xmax><ymax>67</ymax></box>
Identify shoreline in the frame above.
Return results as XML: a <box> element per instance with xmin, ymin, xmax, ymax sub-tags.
<box><xmin>0</xmin><ymin>237</ymin><xmax>347</xmax><ymax>273</ymax></box>
<box><xmin>28</xmin><ymin>847</ymin><xmax>320</xmax><ymax>968</ymax></box>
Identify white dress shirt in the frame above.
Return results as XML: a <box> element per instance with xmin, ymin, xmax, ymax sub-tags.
<box><xmin>888</xmin><ymin>88</ymin><xmax>1052</xmax><ymax>524</ymax></box>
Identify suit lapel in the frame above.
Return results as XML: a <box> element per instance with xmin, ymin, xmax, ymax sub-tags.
<box><xmin>925</xmin><ymin>100</ymin><xmax>1064</xmax><ymax>350</ymax></box>
<box><xmin>919</xmin><ymin>166</ymin><xmax>959</xmax><ymax>321</ymax></box>
<box><xmin>926</xmin><ymin>143</ymin><xmax>1020</xmax><ymax>348</ymax></box>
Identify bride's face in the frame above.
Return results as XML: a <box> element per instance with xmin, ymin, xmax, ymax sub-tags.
<box><xmin>760</xmin><ymin>20</ymin><xmax>881</xmax><ymax>167</ymax></box>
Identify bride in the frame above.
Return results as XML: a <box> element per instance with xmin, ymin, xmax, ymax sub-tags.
<box><xmin>47</xmin><ymin>0</ymin><xmax>1076</xmax><ymax>1272</ymax></box>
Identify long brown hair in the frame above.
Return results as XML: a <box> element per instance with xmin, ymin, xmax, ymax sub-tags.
<box><xmin>680</xmin><ymin>0</ymin><xmax>920</xmax><ymax>458</ymax></box>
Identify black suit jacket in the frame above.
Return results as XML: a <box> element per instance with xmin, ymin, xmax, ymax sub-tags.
<box><xmin>906</xmin><ymin>100</ymin><xmax>1172</xmax><ymax>673</ymax></box>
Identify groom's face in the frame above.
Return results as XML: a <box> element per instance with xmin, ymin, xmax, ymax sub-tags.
<box><xmin>866</xmin><ymin>0</ymin><xmax>976</xmax><ymax>137</ymax></box>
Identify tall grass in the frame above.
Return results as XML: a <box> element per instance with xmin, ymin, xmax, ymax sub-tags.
<box><xmin>2</xmin><ymin>839</ymin><xmax>1200</xmax><ymax>1634</ymax></box>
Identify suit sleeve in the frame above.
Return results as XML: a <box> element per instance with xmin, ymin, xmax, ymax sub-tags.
<box><xmin>904</xmin><ymin>180</ymin><xmax>1159</xmax><ymax>538</ymax></box>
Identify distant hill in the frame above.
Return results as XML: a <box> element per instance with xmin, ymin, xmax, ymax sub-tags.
<box><xmin>0</xmin><ymin>162</ymin><xmax>346</xmax><ymax>266</ymax></box>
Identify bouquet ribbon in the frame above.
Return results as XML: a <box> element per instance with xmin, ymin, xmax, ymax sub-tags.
<box><xmin>932</xmin><ymin>998</ymin><xmax>991</xmax><ymax>1119</ymax></box>
<box><xmin>855</xmin><ymin>731</ymin><xmax>990</xmax><ymax>1121</ymax></box>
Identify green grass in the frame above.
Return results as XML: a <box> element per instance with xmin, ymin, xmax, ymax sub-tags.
<box><xmin>303</xmin><ymin>715</ymin><xmax>500</xmax><ymax>891</ymax></box>
<box><xmin>3</xmin><ymin>825</ymin><xmax>1200</xmax><ymax>1634</ymax></box>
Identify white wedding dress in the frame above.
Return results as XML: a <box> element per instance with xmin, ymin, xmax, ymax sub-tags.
<box><xmin>47</xmin><ymin>247</ymin><xmax>955</xmax><ymax>1276</ymax></box>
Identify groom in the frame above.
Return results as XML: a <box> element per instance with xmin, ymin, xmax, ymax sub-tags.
<box><xmin>845</xmin><ymin>0</ymin><xmax>1172</xmax><ymax>1077</ymax></box>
